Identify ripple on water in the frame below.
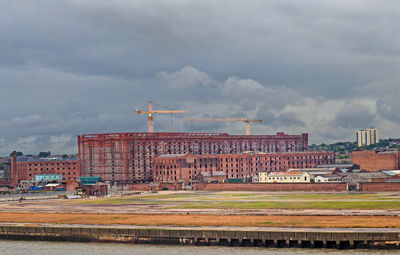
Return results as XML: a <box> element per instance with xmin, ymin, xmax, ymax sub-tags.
<box><xmin>1</xmin><ymin>240</ymin><xmax>400</xmax><ymax>255</ymax></box>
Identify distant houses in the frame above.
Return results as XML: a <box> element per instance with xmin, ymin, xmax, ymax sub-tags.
<box><xmin>259</xmin><ymin>171</ymin><xmax>311</xmax><ymax>183</ymax></box>
<box><xmin>255</xmin><ymin>163</ymin><xmax>400</xmax><ymax>184</ymax></box>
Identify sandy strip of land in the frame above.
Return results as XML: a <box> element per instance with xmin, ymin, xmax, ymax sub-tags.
<box><xmin>0</xmin><ymin>212</ymin><xmax>399</xmax><ymax>228</ymax></box>
<box><xmin>1</xmin><ymin>198</ymin><xmax>400</xmax><ymax>216</ymax></box>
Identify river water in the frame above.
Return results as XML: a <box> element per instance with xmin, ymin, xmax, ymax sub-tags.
<box><xmin>1</xmin><ymin>240</ymin><xmax>399</xmax><ymax>255</ymax></box>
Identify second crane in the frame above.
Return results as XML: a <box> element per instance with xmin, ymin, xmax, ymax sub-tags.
<box><xmin>183</xmin><ymin>118</ymin><xmax>262</xmax><ymax>135</ymax></box>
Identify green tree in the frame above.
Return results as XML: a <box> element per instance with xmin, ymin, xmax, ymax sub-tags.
<box><xmin>38</xmin><ymin>151</ymin><xmax>51</xmax><ymax>157</ymax></box>
<box><xmin>9</xmin><ymin>151</ymin><xmax>23</xmax><ymax>157</ymax></box>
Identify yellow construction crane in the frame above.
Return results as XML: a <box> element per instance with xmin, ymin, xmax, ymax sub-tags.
<box><xmin>183</xmin><ymin>118</ymin><xmax>263</xmax><ymax>135</ymax></box>
<box><xmin>135</xmin><ymin>101</ymin><xmax>188</xmax><ymax>132</ymax></box>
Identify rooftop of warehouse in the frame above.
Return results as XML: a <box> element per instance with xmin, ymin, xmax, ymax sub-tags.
<box><xmin>157</xmin><ymin>154</ymin><xmax>187</xmax><ymax>158</ymax></box>
<box><xmin>155</xmin><ymin>151</ymin><xmax>334</xmax><ymax>159</ymax></box>
<box><xmin>268</xmin><ymin>171</ymin><xmax>305</xmax><ymax>176</ymax></box>
<box><xmin>16</xmin><ymin>156</ymin><xmax>78</xmax><ymax>162</ymax></box>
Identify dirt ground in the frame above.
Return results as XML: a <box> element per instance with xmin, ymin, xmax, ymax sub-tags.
<box><xmin>0</xmin><ymin>212</ymin><xmax>399</xmax><ymax>228</ymax></box>
<box><xmin>1</xmin><ymin>191</ymin><xmax>400</xmax><ymax>216</ymax></box>
<box><xmin>1</xmin><ymin>191</ymin><xmax>400</xmax><ymax>228</ymax></box>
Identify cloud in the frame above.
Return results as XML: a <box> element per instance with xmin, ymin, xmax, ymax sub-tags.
<box><xmin>1</xmin><ymin>64</ymin><xmax>399</xmax><ymax>154</ymax></box>
<box><xmin>49</xmin><ymin>135</ymin><xmax>76</xmax><ymax>154</ymax></box>
<box><xmin>157</xmin><ymin>66</ymin><xmax>216</xmax><ymax>89</ymax></box>
<box><xmin>0</xmin><ymin>135</ymin><xmax>77</xmax><ymax>156</ymax></box>
<box><xmin>221</xmin><ymin>77</ymin><xmax>300</xmax><ymax>111</ymax></box>
<box><xmin>256</xmin><ymin>110</ymin><xmax>305</xmax><ymax>128</ymax></box>
<box><xmin>1</xmin><ymin>1</ymin><xmax>400</xmax><ymax>154</ymax></box>
<box><xmin>331</xmin><ymin>103</ymin><xmax>377</xmax><ymax>129</ymax></box>
<box><xmin>377</xmin><ymin>100</ymin><xmax>400</xmax><ymax>123</ymax></box>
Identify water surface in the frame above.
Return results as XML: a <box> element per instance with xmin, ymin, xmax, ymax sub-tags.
<box><xmin>1</xmin><ymin>240</ymin><xmax>399</xmax><ymax>255</ymax></box>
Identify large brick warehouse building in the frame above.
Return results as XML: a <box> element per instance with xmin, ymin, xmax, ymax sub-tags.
<box><xmin>352</xmin><ymin>150</ymin><xmax>400</xmax><ymax>172</ymax></box>
<box><xmin>153</xmin><ymin>151</ymin><xmax>335</xmax><ymax>183</ymax></box>
<box><xmin>78</xmin><ymin>132</ymin><xmax>309</xmax><ymax>183</ymax></box>
<box><xmin>10</xmin><ymin>155</ymin><xmax>80</xmax><ymax>187</ymax></box>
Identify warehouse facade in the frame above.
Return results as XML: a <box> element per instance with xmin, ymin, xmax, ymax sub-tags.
<box><xmin>352</xmin><ymin>150</ymin><xmax>400</xmax><ymax>172</ymax></box>
<box><xmin>78</xmin><ymin>132</ymin><xmax>309</xmax><ymax>183</ymax></box>
<box><xmin>10</xmin><ymin>155</ymin><xmax>80</xmax><ymax>187</ymax></box>
<box><xmin>153</xmin><ymin>151</ymin><xmax>335</xmax><ymax>183</ymax></box>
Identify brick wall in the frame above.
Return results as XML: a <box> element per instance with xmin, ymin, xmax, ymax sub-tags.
<box><xmin>159</xmin><ymin>183</ymin><xmax>183</xmax><ymax>191</ymax></box>
<box><xmin>154</xmin><ymin>151</ymin><xmax>335</xmax><ymax>183</ymax></box>
<box><xmin>78</xmin><ymin>132</ymin><xmax>309</xmax><ymax>183</ymax></box>
<box><xmin>352</xmin><ymin>151</ymin><xmax>400</xmax><ymax>172</ymax></box>
<box><xmin>129</xmin><ymin>183</ymin><xmax>150</xmax><ymax>191</ymax></box>
<box><xmin>360</xmin><ymin>182</ymin><xmax>400</xmax><ymax>191</ymax></box>
<box><xmin>130</xmin><ymin>182</ymin><xmax>400</xmax><ymax>192</ymax></box>
<box><xmin>195</xmin><ymin>183</ymin><xmax>347</xmax><ymax>191</ymax></box>
<box><xmin>129</xmin><ymin>182</ymin><xmax>183</xmax><ymax>191</ymax></box>
<box><xmin>11</xmin><ymin>158</ymin><xmax>80</xmax><ymax>187</ymax></box>
<box><xmin>66</xmin><ymin>180</ymin><xmax>79</xmax><ymax>191</ymax></box>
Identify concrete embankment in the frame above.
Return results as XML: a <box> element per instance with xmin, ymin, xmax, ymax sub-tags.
<box><xmin>0</xmin><ymin>224</ymin><xmax>399</xmax><ymax>249</ymax></box>
<box><xmin>0</xmin><ymin>191</ymin><xmax>68</xmax><ymax>202</ymax></box>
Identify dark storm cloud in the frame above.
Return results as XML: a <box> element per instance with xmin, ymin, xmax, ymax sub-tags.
<box><xmin>377</xmin><ymin>100</ymin><xmax>400</xmax><ymax>123</ymax></box>
<box><xmin>330</xmin><ymin>103</ymin><xmax>377</xmax><ymax>129</ymax></box>
<box><xmin>3</xmin><ymin>1</ymin><xmax>399</xmax><ymax>87</ymax></box>
<box><xmin>1</xmin><ymin>0</ymin><xmax>400</xmax><ymax>154</ymax></box>
<box><xmin>256</xmin><ymin>110</ymin><xmax>305</xmax><ymax>128</ymax></box>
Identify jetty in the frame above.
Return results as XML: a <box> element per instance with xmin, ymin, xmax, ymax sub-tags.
<box><xmin>1</xmin><ymin>224</ymin><xmax>399</xmax><ymax>249</ymax></box>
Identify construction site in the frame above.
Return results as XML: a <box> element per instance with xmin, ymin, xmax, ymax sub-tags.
<box><xmin>2</xmin><ymin>100</ymin><xmax>400</xmax><ymax>198</ymax></box>
<box><xmin>78</xmin><ymin>101</ymin><xmax>312</xmax><ymax>184</ymax></box>
<box><xmin>78</xmin><ymin>131</ymin><xmax>311</xmax><ymax>183</ymax></box>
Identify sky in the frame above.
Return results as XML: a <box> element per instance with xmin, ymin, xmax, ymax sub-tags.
<box><xmin>1</xmin><ymin>0</ymin><xmax>400</xmax><ymax>155</ymax></box>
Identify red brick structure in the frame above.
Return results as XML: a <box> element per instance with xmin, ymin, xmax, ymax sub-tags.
<box><xmin>66</xmin><ymin>180</ymin><xmax>80</xmax><ymax>191</ymax></box>
<box><xmin>78</xmin><ymin>132</ymin><xmax>309</xmax><ymax>183</ymax></box>
<box><xmin>195</xmin><ymin>183</ymin><xmax>347</xmax><ymax>191</ymax></box>
<box><xmin>11</xmin><ymin>157</ymin><xmax>80</xmax><ymax>187</ymax></box>
<box><xmin>197</xmin><ymin>171</ymin><xmax>226</xmax><ymax>183</ymax></box>
<box><xmin>84</xmin><ymin>183</ymin><xmax>108</xmax><ymax>196</ymax></box>
<box><xmin>0</xmin><ymin>179</ymin><xmax>11</xmax><ymax>188</ymax></box>
<box><xmin>11</xmin><ymin>151</ymin><xmax>17</xmax><ymax>188</ymax></box>
<box><xmin>129</xmin><ymin>182</ymin><xmax>183</xmax><ymax>191</ymax></box>
<box><xmin>352</xmin><ymin>151</ymin><xmax>400</xmax><ymax>172</ymax></box>
<box><xmin>153</xmin><ymin>151</ymin><xmax>335</xmax><ymax>183</ymax></box>
<box><xmin>359</xmin><ymin>182</ymin><xmax>400</xmax><ymax>191</ymax></box>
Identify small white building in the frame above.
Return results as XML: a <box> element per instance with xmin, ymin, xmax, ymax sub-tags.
<box><xmin>258</xmin><ymin>172</ymin><xmax>268</xmax><ymax>182</ymax></box>
<box><xmin>252</xmin><ymin>174</ymin><xmax>259</xmax><ymax>183</ymax></box>
<box><xmin>259</xmin><ymin>171</ymin><xmax>312</xmax><ymax>183</ymax></box>
<box><xmin>314</xmin><ymin>175</ymin><xmax>341</xmax><ymax>183</ymax></box>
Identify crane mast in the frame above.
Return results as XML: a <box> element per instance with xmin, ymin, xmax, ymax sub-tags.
<box><xmin>135</xmin><ymin>101</ymin><xmax>188</xmax><ymax>132</ymax></box>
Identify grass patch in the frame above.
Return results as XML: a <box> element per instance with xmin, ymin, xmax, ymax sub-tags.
<box><xmin>73</xmin><ymin>192</ymin><xmax>400</xmax><ymax>208</ymax></box>
<box><xmin>260</xmin><ymin>221</ymin><xmax>279</xmax><ymax>226</ymax></box>
<box><xmin>174</xmin><ymin>200</ymin><xmax>400</xmax><ymax>210</ymax></box>
<box><xmin>77</xmin><ymin>199</ymin><xmax>168</xmax><ymax>205</ymax></box>
<box><xmin>274</xmin><ymin>193</ymin><xmax>385</xmax><ymax>200</ymax></box>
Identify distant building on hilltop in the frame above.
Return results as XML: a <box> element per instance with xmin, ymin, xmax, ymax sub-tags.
<box><xmin>356</xmin><ymin>128</ymin><xmax>379</xmax><ymax>147</ymax></box>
